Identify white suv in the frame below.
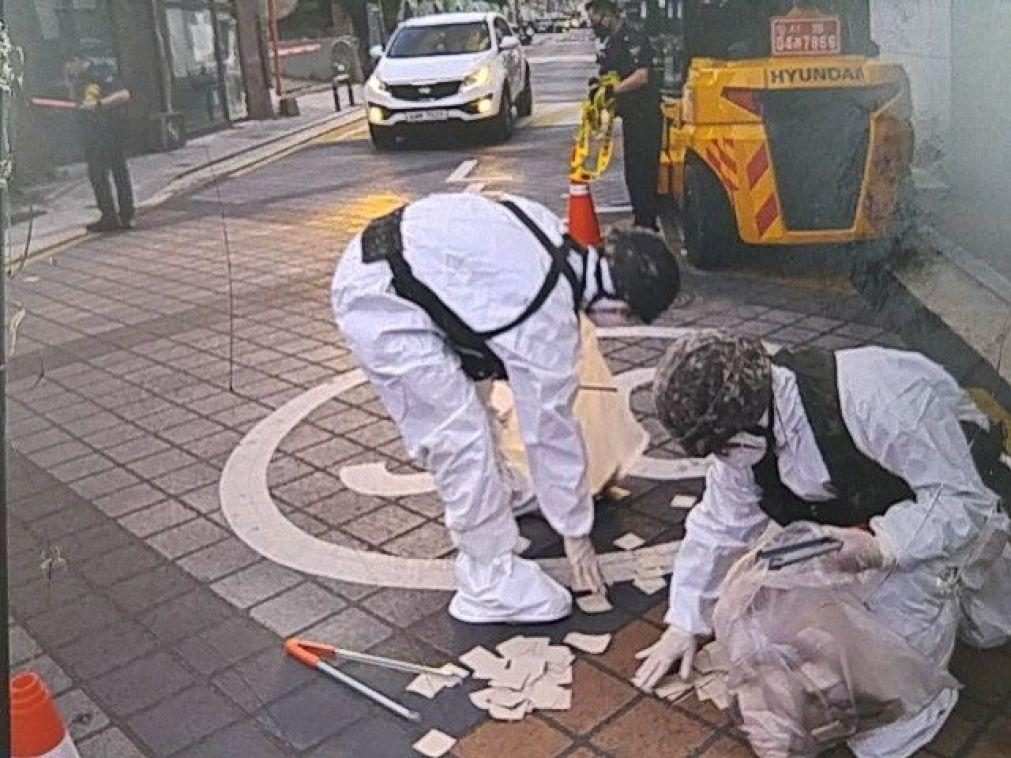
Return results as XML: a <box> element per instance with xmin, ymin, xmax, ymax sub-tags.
<box><xmin>365</xmin><ymin>12</ymin><xmax>533</xmax><ymax>148</ymax></box>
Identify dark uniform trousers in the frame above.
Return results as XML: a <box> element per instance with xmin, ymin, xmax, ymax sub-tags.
<box><xmin>620</xmin><ymin>104</ymin><xmax>663</xmax><ymax>230</ymax></box>
<box><xmin>87</xmin><ymin>139</ymin><xmax>134</xmax><ymax>225</ymax></box>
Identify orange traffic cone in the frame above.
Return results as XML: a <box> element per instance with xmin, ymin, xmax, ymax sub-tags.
<box><xmin>567</xmin><ymin>181</ymin><xmax>604</xmax><ymax>248</ymax></box>
<box><xmin>10</xmin><ymin>672</ymin><xmax>81</xmax><ymax>757</ymax></box>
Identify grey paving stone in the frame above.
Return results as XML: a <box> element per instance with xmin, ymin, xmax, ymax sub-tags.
<box><xmin>61</xmin><ymin>521</ymin><xmax>134</xmax><ymax>562</ymax></box>
<box><xmin>152</xmin><ymin>462</ymin><xmax>221</xmax><ymax>497</ymax></box>
<box><xmin>14</xmin><ymin>427</ymin><xmax>75</xmax><ymax>454</ymax></box>
<box><xmin>104</xmin><ymin>436</ymin><xmax>172</xmax><ymax>465</ymax></box>
<box><xmin>383</xmin><ymin>522</ymin><xmax>454</xmax><ymax>559</ymax></box>
<box><xmin>9</xmin><ymin>573</ymin><xmax>93</xmax><ymax>619</ymax></box>
<box><xmin>249</xmin><ymin>583</ymin><xmax>347</xmax><ymax>637</ymax></box>
<box><xmin>112</xmin><ymin>563</ymin><xmax>196</xmax><ymax>613</ymax></box>
<box><xmin>9</xmin><ymin>624</ymin><xmax>41</xmax><ymax>666</ymax></box>
<box><xmin>256</xmin><ymin>680</ymin><xmax>368</xmax><ymax>751</ymax></box>
<box><xmin>128</xmin><ymin>685</ymin><xmax>241</xmax><ymax>755</ymax></box>
<box><xmin>185</xmin><ymin>429</ymin><xmax>243</xmax><ymax>460</ymax></box>
<box><xmin>810</xmin><ymin>334</ymin><xmax>863</xmax><ymax>351</ymax></box>
<box><xmin>175</xmin><ymin>617</ymin><xmax>278</xmax><ymax>675</ymax></box>
<box><xmin>71</xmin><ymin>468</ymin><xmax>141</xmax><ymax>499</ymax></box>
<box><xmin>89</xmin><ymin>651</ymin><xmax>196</xmax><ymax>716</ymax></box>
<box><xmin>178</xmin><ymin>484</ymin><xmax>221</xmax><ymax>514</ymax></box>
<box><xmin>272</xmin><ymin>471</ymin><xmax>344</xmax><ymax>509</ymax></box>
<box><xmin>32</xmin><ymin>501</ymin><xmax>107</xmax><ymax>540</ymax></box>
<box><xmin>27</xmin><ymin>593</ymin><xmax>124</xmax><ymax>649</ymax></box>
<box><xmin>343</xmin><ymin>504</ymin><xmax>425</xmax><ymax>546</ymax></box>
<box><xmin>93</xmin><ymin>482</ymin><xmax>165</xmax><ymax>518</ymax></box>
<box><xmin>56</xmin><ymin>621</ymin><xmax>159</xmax><ymax>681</ymax></box>
<box><xmin>306</xmin><ymin>715</ymin><xmax>417</xmax><ymax>758</ymax></box>
<box><xmin>55</xmin><ymin>688</ymin><xmax>110</xmax><ymax>742</ymax></box>
<box><xmin>302</xmin><ymin>607</ymin><xmax>392</xmax><ymax>653</ymax></box>
<box><xmin>81</xmin><ymin>423</ymin><xmax>147</xmax><ymax>452</ymax></box>
<box><xmin>78</xmin><ymin>727</ymin><xmax>148</xmax><ymax>758</ymax></box>
<box><xmin>361</xmin><ymin>587</ymin><xmax>452</xmax><ymax>629</ymax></box>
<box><xmin>138</xmin><ymin>589</ymin><xmax>234</xmax><ymax>645</ymax></box>
<box><xmin>27</xmin><ymin>440</ymin><xmax>95</xmax><ymax>469</ymax></box>
<box><xmin>178</xmin><ymin>537</ymin><xmax>260</xmax><ymax>582</ymax></box>
<box><xmin>312</xmin><ymin>576</ymin><xmax>378</xmax><ymax>603</ymax></box>
<box><xmin>14</xmin><ymin>654</ymin><xmax>73</xmax><ymax>696</ymax></box>
<box><xmin>79</xmin><ymin>542</ymin><xmax>162</xmax><ymax>586</ymax></box>
<box><xmin>210</xmin><ymin>648</ymin><xmax>317</xmax><ymax>713</ymax></box>
<box><xmin>211</xmin><ymin>561</ymin><xmax>303</xmax><ymax>609</ymax></box>
<box><xmin>277</xmin><ymin>424</ymin><xmax>333</xmax><ymax>454</ymax></box>
<box><xmin>127</xmin><ymin>448</ymin><xmax>199</xmax><ymax>479</ymax></box>
<box><xmin>301</xmin><ymin>490</ymin><xmax>382</xmax><ymax>527</ymax></box>
<box><xmin>147</xmin><ymin>517</ymin><xmax>227</xmax><ymax>559</ymax></box>
<box><xmin>118</xmin><ymin>500</ymin><xmax>195</xmax><ymax>538</ymax></box>
<box><xmin>176</xmin><ymin>720</ymin><xmax>288</xmax><ymax>758</ymax></box>
<box><xmin>396</xmin><ymin>492</ymin><xmax>444</xmax><ymax>520</ymax></box>
<box><xmin>159</xmin><ymin>418</ymin><xmax>228</xmax><ymax>446</ymax></box>
<box><xmin>298</xmin><ymin>437</ymin><xmax>367</xmax><ymax>469</ymax></box>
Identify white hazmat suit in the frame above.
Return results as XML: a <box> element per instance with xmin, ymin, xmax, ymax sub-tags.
<box><xmin>332</xmin><ymin>193</ymin><xmax>612</xmax><ymax>623</ymax></box>
<box><xmin>663</xmin><ymin>347</ymin><xmax>1011</xmax><ymax>756</ymax></box>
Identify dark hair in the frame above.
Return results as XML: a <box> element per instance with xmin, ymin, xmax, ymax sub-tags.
<box><xmin>585</xmin><ymin>0</ymin><xmax>619</xmax><ymax>14</ymax></box>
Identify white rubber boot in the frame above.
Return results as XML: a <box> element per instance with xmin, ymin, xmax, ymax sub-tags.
<box><xmin>449</xmin><ymin>551</ymin><xmax>571</xmax><ymax>624</ymax></box>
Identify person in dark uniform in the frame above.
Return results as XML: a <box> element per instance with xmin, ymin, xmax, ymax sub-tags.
<box><xmin>586</xmin><ymin>0</ymin><xmax>662</xmax><ymax>230</ymax></box>
<box><xmin>65</xmin><ymin>57</ymin><xmax>135</xmax><ymax>233</ymax></box>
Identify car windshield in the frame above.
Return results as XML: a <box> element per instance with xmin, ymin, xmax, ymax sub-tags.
<box><xmin>387</xmin><ymin>22</ymin><xmax>491</xmax><ymax>58</ymax></box>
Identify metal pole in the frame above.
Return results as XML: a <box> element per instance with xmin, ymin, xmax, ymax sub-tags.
<box><xmin>0</xmin><ymin>3</ymin><xmax>11</xmax><ymax>755</ymax></box>
<box><xmin>267</xmin><ymin>0</ymin><xmax>283</xmax><ymax>97</ymax></box>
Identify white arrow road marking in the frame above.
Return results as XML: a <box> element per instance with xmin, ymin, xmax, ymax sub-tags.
<box><xmin>447</xmin><ymin>159</ymin><xmax>478</xmax><ymax>183</ymax></box>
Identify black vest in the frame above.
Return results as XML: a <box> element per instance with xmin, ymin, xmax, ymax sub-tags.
<box><xmin>754</xmin><ymin>349</ymin><xmax>1007</xmax><ymax>527</ymax></box>
<box><xmin>360</xmin><ymin>202</ymin><xmax>585</xmax><ymax>382</ymax></box>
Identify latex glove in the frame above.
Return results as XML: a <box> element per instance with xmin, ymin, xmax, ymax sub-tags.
<box><xmin>633</xmin><ymin>623</ymin><xmax>698</xmax><ymax>692</ymax></box>
<box><xmin>564</xmin><ymin>535</ymin><xmax>605</xmax><ymax>594</ymax></box>
<box><xmin>821</xmin><ymin>525</ymin><xmax>895</xmax><ymax>573</ymax></box>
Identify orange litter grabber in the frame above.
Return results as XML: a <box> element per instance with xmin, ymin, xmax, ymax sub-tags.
<box><xmin>285</xmin><ymin>638</ymin><xmax>459</xmax><ymax>721</ymax></box>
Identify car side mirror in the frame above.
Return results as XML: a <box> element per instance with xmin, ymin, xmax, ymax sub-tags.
<box><xmin>369</xmin><ymin>44</ymin><xmax>384</xmax><ymax>60</ymax></box>
<box><xmin>500</xmin><ymin>36</ymin><xmax>520</xmax><ymax>51</ymax></box>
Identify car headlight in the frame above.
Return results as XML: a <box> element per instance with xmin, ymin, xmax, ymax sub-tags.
<box><xmin>367</xmin><ymin>75</ymin><xmax>389</xmax><ymax>95</ymax></box>
<box><xmin>462</xmin><ymin>64</ymin><xmax>492</xmax><ymax>90</ymax></box>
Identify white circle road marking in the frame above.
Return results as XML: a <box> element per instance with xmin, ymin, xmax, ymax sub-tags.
<box><xmin>220</xmin><ymin>326</ymin><xmax>713</xmax><ymax>589</ymax></box>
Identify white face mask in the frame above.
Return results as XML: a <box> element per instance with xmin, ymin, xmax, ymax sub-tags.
<box><xmin>713</xmin><ymin>430</ymin><xmax>767</xmax><ymax>467</ymax></box>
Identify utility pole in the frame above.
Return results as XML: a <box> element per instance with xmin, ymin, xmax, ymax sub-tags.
<box><xmin>267</xmin><ymin>0</ymin><xmax>284</xmax><ymax>97</ymax></box>
<box><xmin>0</xmin><ymin>0</ymin><xmax>11</xmax><ymax>753</ymax></box>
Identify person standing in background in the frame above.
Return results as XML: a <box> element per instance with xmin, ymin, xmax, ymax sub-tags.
<box><xmin>66</xmin><ymin>56</ymin><xmax>136</xmax><ymax>233</ymax></box>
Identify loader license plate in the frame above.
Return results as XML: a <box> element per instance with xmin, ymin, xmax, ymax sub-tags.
<box><xmin>404</xmin><ymin>109</ymin><xmax>448</xmax><ymax>123</ymax></box>
<box><xmin>771</xmin><ymin>16</ymin><xmax>842</xmax><ymax>57</ymax></box>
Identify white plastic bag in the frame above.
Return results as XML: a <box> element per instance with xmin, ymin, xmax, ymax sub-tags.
<box><xmin>713</xmin><ymin>522</ymin><xmax>959</xmax><ymax>758</ymax></box>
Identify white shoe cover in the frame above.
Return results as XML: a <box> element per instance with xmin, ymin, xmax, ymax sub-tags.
<box><xmin>449</xmin><ymin>552</ymin><xmax>571</xmax><ymax>624</ymax></box>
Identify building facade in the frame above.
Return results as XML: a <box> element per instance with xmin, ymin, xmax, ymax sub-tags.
<box><xmin>11</xmin><ymin>0</ymin><xmax>272</xmax><ymax>181</ymax></box>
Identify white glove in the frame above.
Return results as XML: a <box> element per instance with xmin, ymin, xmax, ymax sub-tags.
<box><xmin>633</xmin><ymin>623</ymin><xmax>698</xmax><ymax>692</ymax></box>
<box><xmin>821</xmin><ymin>525</ymin><xmax>895</xmax><ymax>573</ymax></box>
<box><xmin>563</xmin><ymin>535</ymin><xmax>605</xmax><ymax>594</ymax></box>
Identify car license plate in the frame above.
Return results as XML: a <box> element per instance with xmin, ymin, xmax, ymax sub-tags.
<box><xmin>771</xmin><ymin>16</ymin><xmax>841</xmax><ymax>57</ymax></box>
<box><xmin>404</xmin><ymin>109</ymin><xmax>449</xmax><ymax>123</ymax></box>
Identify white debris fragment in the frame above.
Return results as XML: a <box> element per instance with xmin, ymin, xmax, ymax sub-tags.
<box><xmin>412</xmin><ymin>729</ymin><xmax>456</xmax><ymax>757</ymax></box>
<box><xmin>670</xmin><ymin>494</ymin><xmax>697</xmax><ymax>508</ymax></box>
<box><xmin>513</xmin><ymin>535</ymin><xmax>532</xmax><ymax>555</ymax></box>
<box><xmin>654</xmin><ymin>676</ymin><xmax>694</xmax><ymax>703</ymax></box>
<box><xmin>460</xmin><ymin>646</ymin><xmax>509</xmax><ymax>680</ymax></box>
<box><xmin>605</xmin><ymin>485</ymin><xmax>631</xmax><ymax>500</ymax></box>
<box><xmin>564</xmin><ymin>632</ymin><xmax>612</xmax><ymax>655</ymax></box>
<box><xmin>576</xmin><ymin>592</ymin><xmax>613</xmax><ymax>615</ymax></box>
<box><xmin>461</xmin><ymin>635</ymin><xmax>575</xmax><ymax>721</ymax></box>
<box><xmin>633</xmin><ymin>576</ymin><xmax>667</xmax><ymax>595</ymax></box>
<box><xmin>614</xmin><ymin>532</ymin><xmax>646</xmax><ymax>550</ymax></box>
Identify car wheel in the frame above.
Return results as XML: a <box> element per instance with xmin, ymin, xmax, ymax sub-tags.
<box><xmin>516</xmin><ymin>68</ymin><xmax>533</xmax><ymax>117</ymax></box>
<box><xmin>485</xmin><ymin>87</ymin><xmax>514</xmax><ymax>144</ymax></box>
<box><xmin>369</xmin><ymin>123</ymin><xmax>396</xmax><ymax>151</ymax></box>
<box><xmin>683</xmin><ymin>153</ymin><xmax>739</xmax><ymax>270</ymax></box>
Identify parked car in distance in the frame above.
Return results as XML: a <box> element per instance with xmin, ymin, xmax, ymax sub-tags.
<box><xmin>365</xmin><ymin>12</ymin><xmax>533</xmax><ymax>149</ymax></box>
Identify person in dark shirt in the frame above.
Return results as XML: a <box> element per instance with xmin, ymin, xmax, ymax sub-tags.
<box><xmin>66</xmin><ymin>58</ymin><xmax>136</xmax><ymax>233</ymax></box>
<box><xmin>586</xmin><ymin>0</ymin><xmax>662</xmax><ymax>230</ymax></box>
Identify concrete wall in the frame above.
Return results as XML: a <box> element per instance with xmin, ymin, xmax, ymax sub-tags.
<box><xmin>277</xmin><ymin>37</ymin><xmax>365</xmax><ymax>82</ymax></box>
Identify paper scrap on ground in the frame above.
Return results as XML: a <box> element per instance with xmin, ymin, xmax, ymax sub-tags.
<box><xmin>576</xmin><ymin>592</ymin><xmax>613</xmax><ymax>615</ymax></box>
<box><xmin>654</xmin><ymin>676</ymin><xmax>694</xmax><ymax>703</ymax></box>
<box><xmin>460</xmin><ymin>646</ymin><xmax>508</xmax><ymax>680</ymax></box>
<box><xmin>564</xmin><ymin>632</ymin><xmax>612</xmax><ymax>655</ymax></box>
<box><xmin>513</xmin><ymin>535</ymin><xmax>532</xmax><ymax>555</ymax></box>
<box><xmin>413</xmin><ymin>729</ymin><xmax>456</xmax><ymax>758</ymax></box>
<box><xmin>614</xmin><ymin>532</ymin><xmax>646</xmax><ymax>551</ymax></box>
<box><xmin>461</xmin><ymin>635</ymin><xmax>575</xmax><ymax>721</ymax></box>
<box><xmin>406</xmin><ymin>662</ymin><xmax>470</xmax><ymax>698</ymax></box>
<box><xmin>670</xmin><ymin>494</ymin><xmax>697</xmax><ymax>508</ymax></box>
<box><xmin>633</xmin><ymin>576</ymin><xmax>667</xmax><ymax>595</ymax></box>
<box><xmin>605</xmin><ymin>485</ymin><xmax>631</xmax><ymax>500</ymax></box>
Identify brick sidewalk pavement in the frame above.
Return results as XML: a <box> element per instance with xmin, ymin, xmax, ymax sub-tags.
<box><xmin>5</xmin><ymin>147</ymin><xmax>1010</xmax><ymax>755</ymax></box>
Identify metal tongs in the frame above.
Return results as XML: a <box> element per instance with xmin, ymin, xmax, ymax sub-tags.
<box><xmin>757</xmin><ymin>536</ymin><xmax>843</xmax><ymax>570</ymax></box>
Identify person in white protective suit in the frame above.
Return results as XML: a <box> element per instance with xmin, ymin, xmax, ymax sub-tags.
<box><xmin>331</xmin><ymin>192</ymin><xmax>680</xmax><ymax>624</ymax></box>
<box><xmin>634</xmin><ymin>331</ymin><xmax>1011</xmax><ymax>757</ymax></box>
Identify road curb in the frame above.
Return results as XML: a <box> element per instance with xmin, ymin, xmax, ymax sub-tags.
<box><xmin>6</xmin><ymin>107</ymin><xmax>365</xmax><ymax>269</ymax></box>
<box><xmin>852</xmin><ymin>227</ymin><xmax>1011</xmax><ymax>410</ymax></box>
